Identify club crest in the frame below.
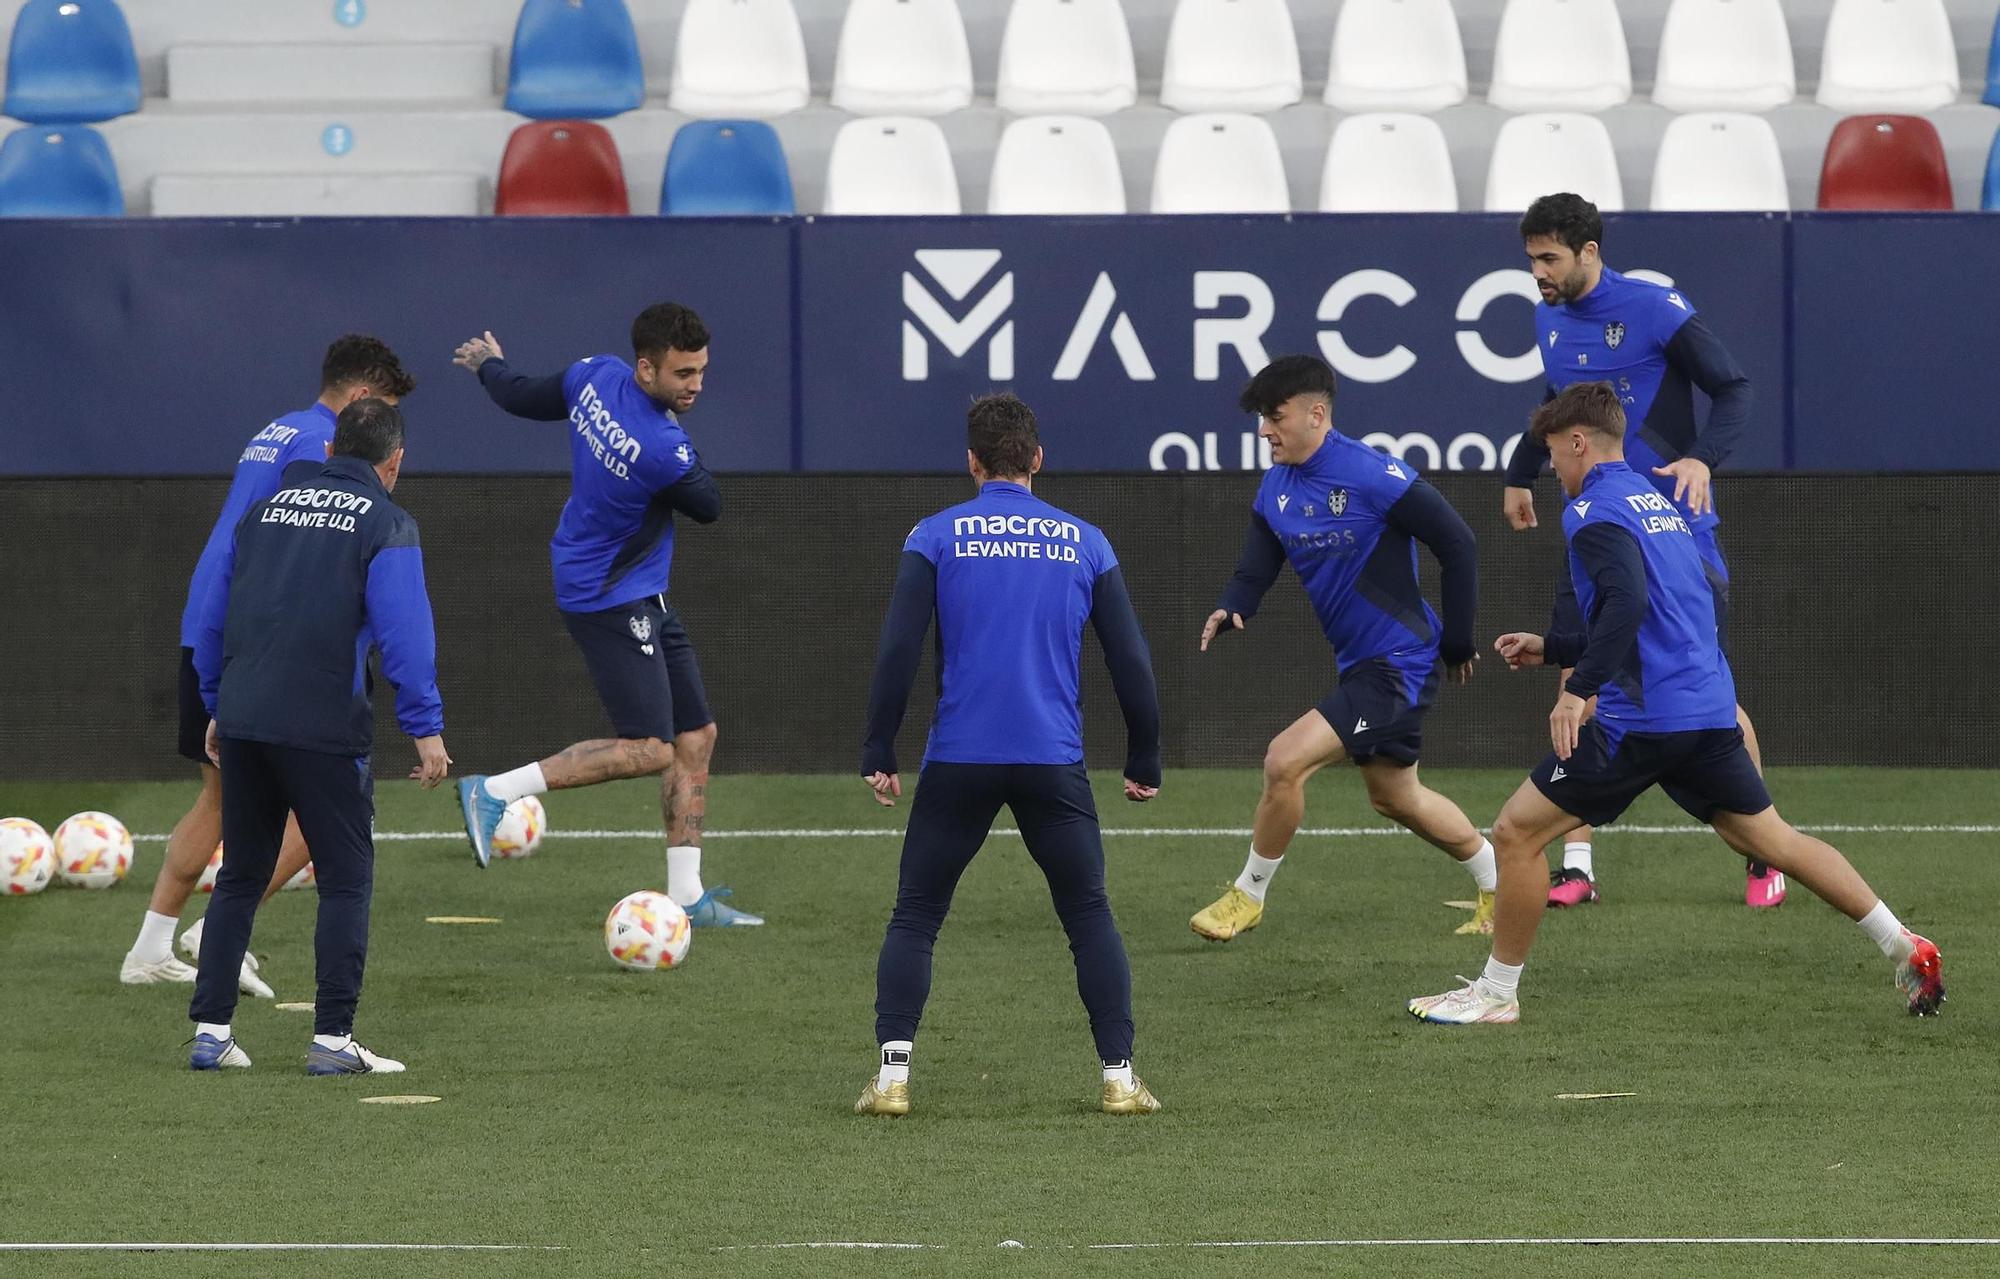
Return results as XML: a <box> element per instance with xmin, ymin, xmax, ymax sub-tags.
<box><xmin>1604</xmin><ymin>321</ymin><xmax>1626</xmax><ymax>349</ymax></box>
<box><xmin>628</xmin><ymin>614</ymin><xmax>653</xmax><ymax>643</ymax></box>
<box><xmin>1328</xmin><ymin>488</ymin><xmax>1348</xmax><ymax>517</ymax></box>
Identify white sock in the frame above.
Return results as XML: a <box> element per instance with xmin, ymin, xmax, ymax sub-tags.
<box><xmin>666</xmin><ymin>846</ymin><xmax>704</xmax><ymax>906</ymax></box>
<box><xmin>1463</xmin><ymin>840</ymin><xmax>1498</xmax><ymax>892</ymax></box>
<box><xmin>484</xmin><ymin>763</ymin><xmax>546</xmax><ymax>804</ymax></box>
<box><xmin>1563</xmin><ymin>841</ymin><xmax>1595</xmax><ymax>878</ymax></box>
<box><xmin>133</xmin><ymin>910</ymin><xmax>179</xmax><ymax>962</ymax></box>
<box><xmin>1480</xmin><ymin>954</ymin><xmax>1524</xmax><ymax>999</ymax></box>
<box><xmin>197</xmin><ymin>1021</ymin><xmax>231</xmax><ymax>1041</ymax></box>
<box><xmin>1234</xmin><ymin>848</ymin><xmax>1283</xmax><ymax>902</ymax></box>
<box><xmin>1102</xmin><ymin>1059</ymin><xmax>1134</xmax><ymax>1087</ymax></box>
<box><xmin>1858</xmin><ymin>901</ymin><xmax>1911</xmax><ymax>960</ymax></box>
<box><xmin>313</xmin><ymin>1033</ymin><xmax>352</xmax><ymax>1051</ymax></box>
<box><xmin>877</xmin><ymin>1041</ymin><xmax>912</xmax><ymax>1087</ymax></box>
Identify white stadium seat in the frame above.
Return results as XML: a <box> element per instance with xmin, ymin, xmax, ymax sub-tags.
<box><xmin>994</xmin><ymin>0</ymin><xmax>1137</xmax><ymax>116</ymax></box>
<box><xmin>1318</xmin><ymin>112</ymin><xmax>1457</xmax><ymax>212</ymax></box>
<box><xmin>1815</xmin><ymin>0</ymin><xmax>1960</xmax><ymax>113</ymax></box>
<box><xmin>1484</xmin><ymin>112</ymin><xmax>1623</xmax><ymax>212</ymax></box>
<box><xmin>1158</xmin><ymin>0</ymin><xmax>1302</xmax><ymax>114</ymax></box>
<box><xmin>164</xmin><ymin>43</ymin><xmax>494</xmax><ymax>104</ymax></box>
<box><xmin>1322</xmin><ymin>0</ymin><xmax>1466</xmax><ymax>113</ymax></box>
<box><xmin>1151</xmin><ymin>112</ymin><xmax>1289</xmax><ymax>213</ymax></box>
<box><xmin>1652</xmin><ymin>0</ymin><xmax>1795</xmax><ymax>113</ymax></box>
<box><xmin>830</xmin><ymin>0</ymin><xmax>974</xmax><ymax>116</ymax></box>
<box><xmin>988</xmin><ymin>116</ymin><xmax>1126</xmax><ymax>214</ymax></box>
<box><xmin>150</xmin><ymin>173</ymin><xmax>482</xmax><ymax>216</ymax></box>
<box><xmin>669</xmin><ymin>0</ymin><xmax>811</xmax><ymax>118</ymax></box>
<box><xmin>823</xmin><ymin>116</ymin><xmax>961</xmax><ymax>213</ymax></box>
<box><xmin>1649</xmin><ymin>112</ymin><xmax>1790</xmax><ymax>211</ymax></box>
<box><xmin>1487</xmin><ymin>0</ymin><xmax>1631</xmax><ymax>113</ymax></box>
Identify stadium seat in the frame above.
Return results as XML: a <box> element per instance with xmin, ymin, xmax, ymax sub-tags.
<box><xmin>503</xmin><ymin>0</ymin><xmax>645</xmax><ymax>120</ymax></box>
<box><xmin>1815</xmin><ymin>0</ymin><xmax>1958</xmax><ymax>113</ymax></box>
<box><xmin>1487</xmin><ymin>0</ymin><xmax>1630</xmax><ymax>113</ymax></box>
<box><xmin>494</xmin><ymin>120</ymin><xmax>629</xmax><ymax>215</ymax></box>
<box><xmin>165</xmin><ymin>44</ymin><xmax>493</xmax><ymax>104</ymax></box>
<box><xmin>987</xmin><ymin>115</ymin><xmax>1125</xmax><ymax>214</ymax></box>
<box><xmin>669</xmin><ymin>0</ymin><xmax>811</xmax><ymax>119</ymax></box>
<box><xmin>0</xmin><ymin>125</ymin><xmax>123</xmax><ymax>216</ymax></box>
<box><xmin>830</xmin><ymin>0</ymin><xmax>974</xmax><ymax>116</ymax></box>
<box><xmin>1322</xmin><ymin>0</ymin><xmax>1466</xmax><ymax>113</ymax></box>
<box><xmin>1318</xmin><ymin>112</ymin><xmax>1457</xmax><ymax>212</ymax></box>
<box><xmin>823</xmin><ymin>117</ymin><xmax>961</xmax><ymax>214</ymax></box>
<box><xmin>1158</xmin><ymin>0</ymin><xmax>1301</xmax><ymax>114</ymax></box>
<box><xmin>150</xmin><ymin>174</ymin><xmax>482</xmax><ymax>217</ymax></box>
<box><xmin>1650</xmin><ymin>113</ymin><xmax>1789</xmax><ymax>211</ymax></box>
<box><xmin>1986</xmin><ymin>126</ymin><xmax>2000</xmax><ymax>210</ymax></box>
<box><xmin>994</xmin><ymin>0</ymin><xmax>1137</xmax><ymax>116</ymax></box>
<box><xmin>2</xmin><ymin>0</ymin><xmax>139</xmax><ymax>124</ymax></box>
<box><xmin>1986</xmin><ymin>8</ymin><xmax>2000</xmax><ymax>108</ymax></box>
<box><xmin>1484</xmin><ymin>112</ymin><xmax>1623</xmax><ymax>213</ymax></box>
<box><xmin>660</xmin><ymin>120</ymin><xmax>795</xmax><ymax>216</ymax></box>
<box><xmin>1816</xmin><ymin>114</ymin><xmax>1953</xmax><ymax>210</ymax></box>
<box><xmin>1151</xmin><ymin>112</ymin><xmax>1289</xmax><ymax>214</ymax></box>
<box><xmin>1651</xmin><ymin>0</ymin><xmax>1795</xmax><ymax>113</ymax></box>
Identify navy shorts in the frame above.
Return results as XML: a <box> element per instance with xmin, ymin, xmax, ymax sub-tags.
<box><xmin>1530</xmin><ymin>723</ymin><xmax>1772</xmax><ymax>828</ymax></box>
<box><xmin>1694</xmin><ymin>527</ymin><xmax>1732</xmax><ymax>656</ymax></box>
<box><xmin>177</xmin><ymin>647</ymin><xmax>212</xmax><ymax>766</ymax></box>
<box><xmin>1316</xmin><ymin>657</ymin><xmax>1438</xmax><ymax>767</ymax></box>
<box><xmin>560</xmin><ymin>596</ymin><xmax>714</xmax><ymax>742</ymax></box>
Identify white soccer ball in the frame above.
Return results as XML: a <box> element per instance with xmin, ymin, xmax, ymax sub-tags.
<box><xmin>493</xmin><ymin>795</ymin><xmax>547</xmax><ymax>860</ymax></box>
<box><xmin>1</xmin><ymin>817</ymin><xmax>55</xmax><ymax>896</ymax></box>
<box><xmin>604</xmin><ymin>890</ymin><xmax>692</xmax><ymax>971</ymax></box>
<box><xmin>197</xmin><ymin>844</ymin><xmax>224</xmax><ymax>893</ymax></box>
<box><xmin>53</xmin><ymin>811</ymin><xmax>132</xmax><ymax>888</ymax></box>
<box><xmin>282</xmin><ymin>861</ymin><xmax>316</xmax><ymax>891</ymax></box>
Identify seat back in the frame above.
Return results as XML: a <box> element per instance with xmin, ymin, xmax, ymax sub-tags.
<box><xmin>988</xmin><ymin>115</ymin><xmax>1125</xmax><ymax>214</ymax></box>
<box><xmin>503</xmin><ymin>0</ymin><xmax>646</xmax><ymax>120</ymax></box>
<box><xmin>669</xmin><ymin>0</ymin><xmax>811</xmax><ymax>118</ymax></box>
<box><xmin>1488</xmin><ymin>0</ymin><xmax>1630</xmax><ymax>112</ymax></box>
<box><xmin>495</xmin><ymin>119</ymin><xmax>630</xmax><ymax>215</ymax></box>
<box><xmin>1318</xmin><ymin>112</ymin><xmax>1457</xmax><ymax>212</ymax></box>
<box><xmin>823</xmin><ymin>117</ymin><xmax>961</xmax><ymax>214</ymax></box>
<box><xmin>1816</xmin><ymin>114</ymin><xmax>1953</xmax><ymax>210</ymax></box>
<box><xmin>1322</xmin><ymin>0</ymin><xmax>1465</xmax><ymax>113</ymax></box>
<box><xmin>1815</xmin><ymin>0</ymin><xmax>1958</xmax><ymax>113</ymax></box>
<box><xmin>1151</xmin><ymin>112</ymin><xmax>1288</xmax><ymax>213</ymax></box>
<box><xmin>1158</xmin><ymin>0</ymin><xmax>1301</xmax><ymax>114</ymax></box>
<box><xmin>830</xmin><ymin>0</ymin><xmax>974</xmax><ymax>116</ymax></box>
<box><xmin>995</xmin><ymin>0</ymin><xmax>1137</xmax><ymax>116</ymax></box>
<box><xmin>1650</xmin><ymin>112</ymin><xmax>1789</xmax><ymax>211</ymax></box>
<box><xmin>3</xmin><ymin>0</ymin><xmax>140</xmax><ymax>124</ymax></box>
<box><xmin>661</xmin><ymin>120</ymin><xmax>795</xmax><ymax>216</ymax></box>
<box><xmin>1652</xmin><ymin>0</ymin><xmax>1795</xmax><ymax>112</ymax></box>
<box><xmin>1985</xmin><ymin>8</ymin><xmax>2000</xmax><ymax>108</ymax></box>
<box><xmin>0</xmin><ymin>124</ymin><xmax>124</xmax><ymax>216</ymax></box>
<box><xmin>1485</xmin><ymin>112</ymin><xmax>1623</xmax><ymax>212</ymax></box>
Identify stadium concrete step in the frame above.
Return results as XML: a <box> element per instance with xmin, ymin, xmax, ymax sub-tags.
<box><xmin>164</xmin><ymin>42</ymin><xmax>496</xmax><ymax>105</ymax></box>
<box><xmin>150</xmin><ymin>171</ymin><xmax>482</xmax><ymax>216</ymax></box>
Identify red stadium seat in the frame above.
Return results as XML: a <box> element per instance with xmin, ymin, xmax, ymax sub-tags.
<box><xmin>494</xmin><ymin>120</ymin><xmax>629</xmax><ymax>215</ymax></box>
<box><xmin>1816</xmin><ymin>114</ymin><xmax>1953</xmax><ymax>210</ymax></box>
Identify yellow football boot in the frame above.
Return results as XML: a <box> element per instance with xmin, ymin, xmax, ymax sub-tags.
<box><xmin>854</xmin><ymin>1078</ymin><xmax>910</xmax><ymax>1117</ymax></box>
<box><xmin>1453</xmin><ymin>889</ymin><xmax>1496</xmax><ymax>936</ymax></box>
<box><xmin>1101</xmin><ymin>1076</ymin><xmax>1161</xmax><ymax>1115</ymax></box>
<box><xmin>1190</xmin><ymin>886</ymin><xmax>1263</xmax><ymax>941</ymax></box>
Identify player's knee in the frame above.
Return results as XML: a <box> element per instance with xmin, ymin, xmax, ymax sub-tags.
<box><xmin>676</xmin><ymin>722</ymin><xmax>718</xmax><ymax>772</ymax></box>
<box><xmin>1261</xmin><ymin>742</ymin><xmax>1307</xmax><ymax>789</ymax></box>
<box><xmin>1490</xmin><ymin>811</ymin><xmax>1540</xmax><ymax>858</ymax></box>
<box><xmin>1365</xmin><ymin>781</ymin><xmax>1416</xmax><ymax>822</ymax></box>
<box><xmin>629</xmin><ymin>737</ymin><xmax>674</xmax><ymax>775</ymax></box>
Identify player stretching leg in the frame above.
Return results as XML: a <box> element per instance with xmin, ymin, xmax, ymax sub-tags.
<box><xmin>1502</xmin><ymin>194</ymin><xmax>1781</xmax><ymax>910</ymax></box>
<box><xmin>1189</xmin><ymin>356</ymin><xmax>1498</xmax><ymax>942</ymax></box>
<box><xmin>450</xmin><ymin>305</ymin><xmax>759</xmax><ymax>927</ymax></box>
<box><xmin>1412</xmin><ymin>386</ymin><xmax>1942</xmax><ymax>1025</ymax></box>
<box><xmin>121</xmin><ymin>336</ymin><xmax>417</xmax><ymax>995</ymax></box>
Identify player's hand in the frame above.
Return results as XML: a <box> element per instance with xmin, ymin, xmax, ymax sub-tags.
<box><xmin>1445</xmin><ymin>653</ymin><xmax>1478</xmax><ymax>686</ymax></box>
<box><xmin>1550</xmin><ymin>691</ymin><xmax>1588</xmax><ymax>761</ymax></box>
<box><xmin>1123</xmin><ymin>779</ymin><xmax>1159</xmax><ymax>803</ymax></box>
<box><xmin>865</xmin><ymin>771</ymin><xmax>902</xmax><ymax>808</ymax></box>
<box><xmin>1495</xmin><ymin>632</ymin><xmax>1546</xmax><ymax>669</ymax></box>
<box><xmin>1503</xmin><ymin>486</ymin><xmax>1538</xmax><ymax>530</ymax></box>
<box><xmin>410</xmin><ymin>735</ymin><xmax>452</xmax><ymax>788</ymax></box>
<box><xmin>1199</xmin><ymin>609</ymin><xmax>1244</xmax><ymax>651</ymax></box>
<box><xmin>452</xmin><ymin>331</ymin><xmax>504</xmax><ymax>373</ymax></box>
<box><xmin>204</xmin><ymin>718</ymin><xmax>221</xmax><ymax>766</ymax></box>
<box><xmin>1652</xmin><ymin>458</ymin><xmax>1713</xmax><ymax>517</ymax></box>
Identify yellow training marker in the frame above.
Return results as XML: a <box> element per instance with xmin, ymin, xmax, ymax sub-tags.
<box><xmin>360</xmin><ymin>1095</ymin><xmax>442</xmax><ymax>1105</ymax></box>
<box><xmin>425</xmin><ymin>916</ymin><xmax>502</xmax><ymax>925</ymax></box>
<box><xmin>274</xmin><ymin>1002</ymin><xmax>315</xmax><ymax>1012</ymax></box>
<box><xmin>1554</xmin><ymin>1092</ymin><xmax>1638</xmax><ymax>1101</ymax></box>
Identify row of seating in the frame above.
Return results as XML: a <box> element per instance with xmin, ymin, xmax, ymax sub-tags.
<box><xmin>6</xmin><ymin>111</ymin><xmax>1994</xmax><ymax>218</ymax></box>
<box><xmin>8</xmin><ymin>0</ymin><xmax>1999</xmax><ymax>125</ymax></box>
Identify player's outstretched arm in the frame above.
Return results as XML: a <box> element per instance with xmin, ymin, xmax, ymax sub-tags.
<box><xmin>1387</xmin><ymin>479</ymin><xmax>1479</xmax><ymax>684</ymax></box>
<box><xmin>453</xmin><ymin>331</ymin><xmax>569</xmax><ymax>422</ymax></box>
<box><xmin>859</xmin><ymin>550</ymin><xmax>937</xmax><ymax>807</ymax></box>
<box><xmin>1089</xmin><ymin>565</ymin><xmax>1162</xmax><ymax>799</ymax></box>
<box><xmin>1204</xmin><ymin>511</ymin><xmax>1283</xmax><ymax>650</ymax></box>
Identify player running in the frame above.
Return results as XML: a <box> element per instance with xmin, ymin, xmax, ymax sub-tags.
<box><xmin>121</xmin><ymin>335</ymin><xmax>416</xmax><ymax>996</ymax></box>
<box><xmin>1410</xmin><ymin>384</ymin><xmax>1944</xmax><ymax>1025</ymax></box>
<box><xmin>450</xmin><ymin>304</ymin><xmax>760</xmax><ymax>927</ymax></box>
<box><xmin>1189</xmin><ymin>355</ymin><xmax>1499</xmax><ymax>942</ymax></box>
<box><xmin>1501</xmin><ymin>193</ymin><xmax>1781</xmax><ymax>911</ymax></box>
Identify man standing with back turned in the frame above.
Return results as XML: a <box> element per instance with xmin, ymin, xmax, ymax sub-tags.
<box><xmin>189</xmin><ymin>398</ymin><xmax>450</xmax><ymax>1073</ymax></box>
<box><xmin>857</xmin><ymin>393</ymin><xmax>1163</xmax><ymax>1117</ymax></box>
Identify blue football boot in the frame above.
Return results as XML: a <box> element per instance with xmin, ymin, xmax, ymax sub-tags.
<box><xmin>457</xmin><ymin>775</ymin><xmax>504</xmax><ymax>868</ymax></box>
<box><xmin>190</xmin><ymin>1033</ymin><xmax>251</xmax><ymax>1070</ymax></box>
<box><xmin>682</xmin><ymin>887</ymin><xmax>765</xmax><ymax>928</ymax></box>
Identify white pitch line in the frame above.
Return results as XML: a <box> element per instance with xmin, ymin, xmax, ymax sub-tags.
<box><xmin>0</xmin><ymin>1243</ymin><xmax>561</xmax><ymax>1252</ymax></box>
<box><xmin>713</xmin><ymin>1242</ymin><xmax>941</xmax><ymax>1251</ymax></box>
<box><xmin>1087</xmin><ymin>1237</ymin><xmax>2000</xmax><ymax>1250</ymax></box>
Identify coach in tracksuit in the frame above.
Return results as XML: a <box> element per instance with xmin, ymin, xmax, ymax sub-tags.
<box><xmin>188</xmin><ymin>397</ymin><xmax>450</xmax><ymax>1075</ymax></box>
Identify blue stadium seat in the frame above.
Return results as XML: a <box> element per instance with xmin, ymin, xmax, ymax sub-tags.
<box><xmin>0</xmin><ymin>125</ymin><xmax>124</xmax><ymax>216</ymax></box>
<box><xmin>660</xmin><ymin>120</ymin><xmax>794</xmax><ymax>216</ymax></box>
<box><xmin>3</xmin><ymin>0</ymin><xmax>140</xmax><ymax>124</ymax></box>
<box><xmin>1984</xmin><ymin>127</ymin><xmax>2000</xmax><ymax>211</ymax></box>
<box><xmin>503</xmin><ymin>0</ymin><xmax>646</xmax><ymax>120</ymax></box>
<box><xmin>1985</xmin><ymin>7</ymin><xmax>2000</xmax><ymax>107</ymax></box>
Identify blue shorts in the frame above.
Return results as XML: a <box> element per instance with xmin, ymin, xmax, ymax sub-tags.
<box><xmin>1316</xmin><ymin>657</ymin><xmax>1438</xmax><ymax>767</ymax></box>
<box><xmin>1530</xmin><ymin>723</ymin><xmax>1772</xmax><ymax>828</ymax></box>
<box><xmin>560</xmin><ymin>596</ymin><xmax>713</xmax><ymax>742</ymax></box>
<box><xmin>1695</xmin><ymin>527</ymin><xmax>1731</xmax><ymax>655</ymax></box>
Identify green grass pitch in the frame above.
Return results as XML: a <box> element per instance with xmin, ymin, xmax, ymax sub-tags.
<box><xmin>2</xmin><ymin>767</ymin><xmax>1996</xmax><ymax>1279</ymax></box>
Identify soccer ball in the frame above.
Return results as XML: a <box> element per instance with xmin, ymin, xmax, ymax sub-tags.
<box><xmin>493</xmin><ymin>795</ymin><xmax>547</xmax><ymax>859</ymax></box>
<box><xmin>53</xmin><ymin>811</ymin><xmax>132</xmax><ymax>888</ymax></box>
<box><xmin>604</xmin><ymin>890</ymin><xmax>691</xmax><ymax>971</ymax></box>
<box><xmin>282</xmin><ymin>861</ymin><xmax>316</xmax><ymax>891</ymax></box>
<box><xmin>1</xmin><ymin>818</ymin><xmax>55</xmax><ymax>895</ymax></box>
<box><xmin>197</xmin><ymin>844</ymin><xmax>223</xmax><ymax>893</ymax></box>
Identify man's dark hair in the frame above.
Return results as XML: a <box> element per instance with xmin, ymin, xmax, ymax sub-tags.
<box><xmin>1530</xmin><ymin>381</ymin><xmax>1625</xmax><ymax>447</ymax></box>
<box><xmin>967</xmin><ymin>392</ymin><xmax>1040</xmax><ymax>478</ymax></box>
<box><xmin>1238</xmin><ymin>354</ymin><xmax>1337</xmax><ymax>418</ymax></box>
<box><xmin>1519</xmin><ymin>193</ymin><xmax>1604</xmax><ymax>255</ymax></box>
<box><xmin>332</xmin><ymin>397</ymin><xmax>406</xmax><ymax>464</ymax></box>
<box><xmin>321</xmin><ymin>334</ymin><xmax>416</xmax><ymax>398</ymax></box>
<box><xmin>631</xmin><ymin>303</ymin><xmax>710</xmax><ymax>361</ymax></box>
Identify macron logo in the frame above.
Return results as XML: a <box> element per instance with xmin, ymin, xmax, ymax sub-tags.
<box><xmin>1547</xmin><ymin>329</ymin><xmax>1560</xmax><ymax>348</ymax></box>
<box><xmin>903</xmin><ymin>249</ymin><xmax>1014</xmax><ymax>380</ymax></box>
<box><xmin>1385</xmin><ymin>462</ymin><xmax>1406</xmax><ymax>479</ymax></box>
<box><xmin>1354</xmin><ymin>717</ymin><xmax>1370</xmax><ymax>733</ymax></box>
<box><xmin>1550</xmin><ymin>766</ymin><xmax>1567</xmax><ymax>782</ymax></box>
<box><xmin>1572</xmin><ymin>501</ymin><xmax>1591</xmax><ymax>516</ymax></box>
<box><xmin>1276</xmin><ymin>494</ymin><xmax>1289</xmax><ymax>512</ymax></box>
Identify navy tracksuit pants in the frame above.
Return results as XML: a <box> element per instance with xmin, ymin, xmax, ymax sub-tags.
<box><xmin>190</xmin><ymin>737</ymin><xmax>376</xmax><ymax>1038</ymax></box>
<box><xmin>874</xmin><ymin>762</ymin><xmax>1135</xmax><ymax>1064</ymax></box>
